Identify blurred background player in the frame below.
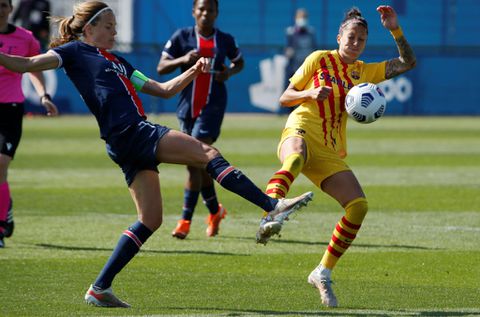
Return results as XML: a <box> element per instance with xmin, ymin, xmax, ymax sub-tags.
<box><xmin>12</xmin><ymin>0</ymin><xmax>51</xmax><ymax>51</ymax></box>
<box><xmin>0</xmin><ymin>0</ymin><xmax>57</xmax><ymax>248</ymax></box>
<box><xmin>157</xmin><ymin>0</ymin><xmax>244</xmax><ymax>239</ymax></box>
<box><xmin>257</xmin><ymin>6</ymin><xmax>415</xmax><ymax>307</ymax></box>
<box><xmin>280</xmin><ymin>8</ymin><xmax>316</xmax><ymax>114</ymax></box>
<box><xmin>285</xmin><ymin>8</ymin><xmax>316</xmax><ymax>83</ymax></box>
<box><xmin>0</xmin><ymin>0</ymin><xmax>312</xmax><ymax>306</ymax></box>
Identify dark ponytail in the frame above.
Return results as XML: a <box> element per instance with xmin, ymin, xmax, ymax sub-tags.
<box><xmin>338</xmin><ymin>7</ymin><xmax>368</xmax><ymax>34</ymax></box>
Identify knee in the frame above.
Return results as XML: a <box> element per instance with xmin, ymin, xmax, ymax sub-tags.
<box><xmin>345</xmin><ymin>197</ymin><xmax>368</xmax><ymax>224</ymax></box>
<box><xmin>205</xmin><ymin>145</ymin><xmax>220</xmax><ymax>161</ymax></box>
<box><xmin>139</xmin><ymin>210</ymin><xmax>163</xmax><ymax>232</ymax></box>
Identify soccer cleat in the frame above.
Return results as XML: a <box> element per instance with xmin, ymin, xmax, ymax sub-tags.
<box><xmin>85</xmin><ymin>285</ymin><xmax>130</xmax><ymax>308</ymax></box>
<box><xmin>256</xmin><ymin>191</ymin><xmax>313</xmax><ymax>245</ymax></box>
<box><xmin>171</xmin><ymin>219</ymin><xmax>191</xmax><ymax>239</ymax></box>
<box><xmin>206</xmin><ymin>204</ymin><xmax>227</xmax><ymax>237</ymax></box>
<box><xmin>307</xmin><ymin>268</ymin><xmax>338</xmax><ymax>308</ymax></box>
<box><xmin>4</xmin><ymin>199</ymin><xmax>14</xmax><ymax>238</ymax></box>
<box><xmin>0</xmin><ymin>233</ymin><xmax>4</xmax><ymax>248</ymax></box>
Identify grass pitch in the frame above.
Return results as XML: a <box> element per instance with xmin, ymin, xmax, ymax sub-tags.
<box><xmin>1</xmin><ymin>114</ymin><xmax>479</xmax><ymax>316</ymax></box>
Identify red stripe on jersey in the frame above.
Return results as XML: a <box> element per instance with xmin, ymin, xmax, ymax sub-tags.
<box><xmin>335</xmin><ymin>223</ymin><xmax>356</xmax><ymax>240</ymax></box>
<box><xmin>123</xmin><ymin>230</ymin><xmax>142</xmax><ymax>248</ymax></box>
<box><xmin>339</xmin><ymin>59</ymin><xmax>354</xmax><ymax>112</ymax></box>
<box><xmin>191</xmin><ymin>35</ymin><xmax>216</xmax><ymax>118</ymax></box>
<box><xmin>98</xmin><ymin>49</ymin><xmax>146</xmax><ymax>118</ymax></box>
<box><xmin>320</xmin><ymin>58</ymin><xmax>336</xmax><ymax>146</ymax></box>
<box><xmin>341</xmin><ymin>216</ymin><xmax>362</xmax><ymax>230</ymax></box>
<box><xmin>274</xmin><ymin>170</ymin><xmax>295</xmax><ymax>183</ymax></box>
<box><xmin>328</xmin><ymin>53</ymin><xmax>347</xmax><ymax>147</ymax></box>
<box><xmin>338</xmin><ymin>60</ymin><xmax>354</xmax><ymax>141</ymax></box>
<box><xmin>313</xmin><ymin>69</ymin><xmax>328</xmax><ymax>146</ymax></box>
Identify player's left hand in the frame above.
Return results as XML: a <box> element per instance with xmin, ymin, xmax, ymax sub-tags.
<box><xmin>41</xmin><ymin>98</ymin><xmax>59</xmax><ymax>116</ymax></box>
<box><xmin>214</xmin><ymin>65</ymin><xmax>229</xmax><ymax>82</ymax></box>
<box><xmin>377</xmin><ymin>5</ymin><xmax>399</xmax><ymax>31</ymax></box>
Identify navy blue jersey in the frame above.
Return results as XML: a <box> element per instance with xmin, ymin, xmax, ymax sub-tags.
<box><xmin>162</xmin><ymin>27</ymin><xmax>242</xmax><ymax>119</ymax></box>
<box><xmin>50</xmin><ymin>41</ymin><xmax>145</xmax><ymax>139</ymax></box>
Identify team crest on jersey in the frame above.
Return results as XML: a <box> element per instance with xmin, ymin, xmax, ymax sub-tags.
<box><xmin>351</xmin><ymin>70</ymin><xmax>360</xmax><ymax>80</ymax></box>
<box><xmin>106</xmin><ymin>61</ymin><xmax>127</xmax><ymax>77</ymax></box>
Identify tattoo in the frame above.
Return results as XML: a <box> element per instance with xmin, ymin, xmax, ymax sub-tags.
<box><xmin>385</xmin><ymin>35</ymin><xmax>416</xmax><ymax>79</ymax></box>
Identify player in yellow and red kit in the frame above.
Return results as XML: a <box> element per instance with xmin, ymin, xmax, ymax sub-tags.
<box><xmin>256</xmin><ymin>6</ymin><xmax>416</xmax><ymax>307</ymax></box>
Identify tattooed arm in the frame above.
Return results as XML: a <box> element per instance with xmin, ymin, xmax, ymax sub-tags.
<box><xmin>377</xmin><ymin>5</ymin><xmax>416</xmax><ymax>79</ymax></box>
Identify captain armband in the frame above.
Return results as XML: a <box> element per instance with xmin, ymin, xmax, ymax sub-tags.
<box><xmin>130</xmin><ymin>70</ymin><xmax>150</xmax><ymax>91</ymax></box>
<box><xmin>390</xmin><ymin>26</ymin><xmax>404</xmax><ymax>40</ymax></box>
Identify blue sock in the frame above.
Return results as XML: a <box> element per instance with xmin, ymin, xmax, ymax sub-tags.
<box><xmin>206</xmin><ymin>156</ymin><xmax>277</xmax><ymax>211</ymax></box>
<box><xmin>94</xmin><ymin>221</ymin><xmax>153</xmax><ymax>289</ymax></box>
<box><xmin>181</xmin><ymin>189</ymin><xmax>200</xmax><ymax>221</ymax></box>
<box><xmin>201</xmin><ymin>185</ymin><xmax>219</xmax><ymax>215</ymax></box>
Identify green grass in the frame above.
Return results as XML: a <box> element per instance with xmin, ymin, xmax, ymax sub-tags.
<box><xmin>1</xmin><ymin>114</ymin><xmax>479</xmax><ymax>316</ymax></box>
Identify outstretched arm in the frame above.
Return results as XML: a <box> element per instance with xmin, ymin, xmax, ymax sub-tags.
<box><xmin>143</xmin><ymin>57</ymin><xmax>211</xmax><ymax>98</ymax></box>
<box><xmin>377</xmin><ymin>5</ymin><xmax>416</xmax><ymax>79</ymax></box>
<box><xmin>0</xmin><ymin>51</ymin><xmax>59</xmax><ymax>73</ymax></box>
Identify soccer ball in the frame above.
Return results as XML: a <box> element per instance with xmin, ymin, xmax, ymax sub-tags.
<box><xmin>345</xmin><ymin>83</ymin><xmax>386</xmax><ymax>124</ymax></box>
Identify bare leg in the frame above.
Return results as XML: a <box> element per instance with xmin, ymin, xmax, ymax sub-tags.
<box><xmin>155</xmin><ymin>130</ymin><xmax>218</xmax><ymax>167</ymax></box>
<box><xmin>128</xmin><ymin>170</ymin><xmax>163</xmax><ymax>231</ymax></box>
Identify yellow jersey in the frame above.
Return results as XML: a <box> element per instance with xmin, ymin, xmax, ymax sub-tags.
<box><xmin>286</xmin><ymin>50</ymin><xmax>386</xmax><ymax>158</ymax></box>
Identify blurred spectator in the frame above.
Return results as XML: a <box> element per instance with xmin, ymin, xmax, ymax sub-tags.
<box><xmin>12</xmin><ymin>0</ymin><xmax>50</xmax><ymax>51</ymax></box>
<box><xmin>285</xmin><ymin>8</ymin><xmax>316</xmax><ymax>78</ymax></box>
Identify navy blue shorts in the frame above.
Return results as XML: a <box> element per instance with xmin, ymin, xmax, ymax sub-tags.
<box><xmin>106</xmin><ymin>121</ymin><xmax>170</xmax><ymax>186</ymax></box>
<box><xmin>0</xmin><ymin>103</ymin><xmax>24</xmax><ymax>158</ymax></box>
<box><xmin>178</xmin><ymin>111</ymin><xmax>224</xmax><ymax>142</ymax></box>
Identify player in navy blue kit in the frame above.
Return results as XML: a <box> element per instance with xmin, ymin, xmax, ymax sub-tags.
<box><xmin>157</xmin><ymin>0</ymin><xmax>244</xmax><ymax>239</ymax></box>
<box><xmin>0</xmin><ymin>1</ymin><xmax>313</xmax><ymax>308</ymax></box>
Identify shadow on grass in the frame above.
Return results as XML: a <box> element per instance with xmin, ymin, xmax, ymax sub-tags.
<box><xmin>35</xmin><ymin>243</ymin><xmax>250</xmax><ymax>256</ymax></box>
<box><xmin>227</xmin><ymin>236</ymin><xmax>440</xmax><ymax>250</ymax></box>
<box><xmin>164</xmin><ymin>306</ymin><xmax>480</xmax><ymax>316</ymax></box>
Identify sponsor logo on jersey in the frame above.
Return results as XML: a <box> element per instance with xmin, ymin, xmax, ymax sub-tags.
<box><xmin>319</xmin><ymin>72</ymin><xmax>354</xmax><ymax>89</ymax></box>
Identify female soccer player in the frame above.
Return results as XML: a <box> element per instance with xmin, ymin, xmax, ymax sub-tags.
<box><xmin>0</xmin><ymin>0</ymin><xmax>58</xmax><ymax>248</ymax></box>
<box><xmin>0</xmin><ymin>1</ymin><xmax>312</xmax><ymax>307</ymax></box>
<box><xmin>257</xmin><ymin>6</ymin><xmax>416</xmax><ymax>307</ymax></box>
<box><xmin>157</xmin><ymin>0</ymin><xmax>244</xmax><ymax>239</ymax></box>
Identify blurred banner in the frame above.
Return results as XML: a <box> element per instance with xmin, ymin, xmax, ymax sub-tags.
<box><xmin>19</xmin><ymin>0</ymin><xmax>479</xmax><ymax>115</ymax></box>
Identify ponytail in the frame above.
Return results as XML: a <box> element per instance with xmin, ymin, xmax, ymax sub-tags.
<box><xmin>49</xmin><ymin>16</ymin><xmax>79</xmax><ymax>48</ymax></box>
<box><xmin>338</xmin><ymin>7</ymin><xmax>368</xmax><ymax>34</ymax></box>
<box><xmin>49</xmin><ymin>1</ymin><xmax>110</xmax><ymax>48</ymax></box>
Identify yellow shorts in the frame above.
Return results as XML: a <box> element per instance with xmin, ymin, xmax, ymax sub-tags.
<box><xmin>278</xmin><ymin>127</ymin><xmax>350</xmax><ymax>188</ymax></box>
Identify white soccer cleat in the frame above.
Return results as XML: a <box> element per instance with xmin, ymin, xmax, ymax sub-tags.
<box><xmin>256</xmin><ymin>191</ymin><xmax>314</xmax><ymax>245</ymax></box>
<box><xmin>85</xmin><ymin>285</ymin><xmax>130</xmax><ymax>308</ymax></box>
<box><xmin>307</xmin><ymin>268</ymin><xmax>338</xmax><ymax>308</ymax></box>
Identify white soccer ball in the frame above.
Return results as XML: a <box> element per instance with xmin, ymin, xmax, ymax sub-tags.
<box><xmin>345</xmin><ymin>83</ymin><xmax>387</xmax><ymax>124</ymax></box>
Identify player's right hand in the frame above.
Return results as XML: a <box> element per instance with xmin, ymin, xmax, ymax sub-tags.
<box><xmin>311</xmin><ymin>86</ymin><xmax>332</xmax><ymax>101</ymax></box>
<box><xmin>183</xmin><ymin>49</ymin><xmax>200</xmax><ymax>65</ymax></box>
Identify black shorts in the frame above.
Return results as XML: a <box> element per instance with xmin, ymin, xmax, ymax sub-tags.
<box><xmin>0</xmin><ymin>103</ymin><xmax>24</xmax><ymax>158</ymax></box>
<box><xmin>178</xmin><ymin>111</ymin><xmax>224</xmax><ymax>142</ymax></box>
<box><xmin>106</xmin><ymin>120</ymin><xmax>170</xmax><ymax>186</ymax></box>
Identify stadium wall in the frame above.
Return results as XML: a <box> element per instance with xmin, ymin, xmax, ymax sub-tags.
<box><xmin>22</xmin><ymin>0</ymin><xmax>480</xmax><ymax>115</ymax></box>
